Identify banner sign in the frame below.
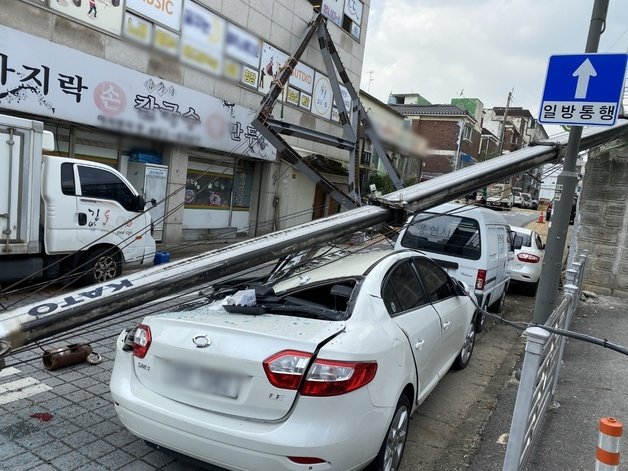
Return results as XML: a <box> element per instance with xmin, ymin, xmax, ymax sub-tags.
<box><xmin>50</xmin><ymin>0</ymin><xmax>124</xmax><ymax>35</ymax></box>
<box><xmin>344</xmin><ymin>0</ymin><xmax>363</xmax><ymax>25</ymax></box>
<box><xmin>321</xmin><ymin>0</ymin><xmax>344</xmax><ymax>26</ymax></box>
<box><xmin>0</xmin><ymin>26</ymin><xmax>276</xmax><ymax>161</ymax></box>
<box><xmin>123</xmin><ymin>12</ymin><xmax>153</xmax><ymax>46</ymax></box>
<box><xmin>126</xmin><ymin>0</ymin><xmax>184</xmax><ymax>31</ymax></box>
<box><xmin>180</xmin><ymin>0</ymin><xmax>226</xmax><ymax>76</ymax></box>
<box><xmin>290</xmin><ymin>61</ymin><xmax>314</xmax><ymax>94</ymax></box>
<box><xmin>258</xmin><ymin>43</ymin><xmax>288</xmax><ymax>94</ymax></box>
<box><xmin>225</xmin><ymin>23</ymin><xmax>261</xmax><ymax>69</ymax></box>
<box><xmin>312</xmin><ymin>71</ymin><xmax>332</xmax><ymax>119</ymax></box>
<box><xmin>153</xmin><ymin>25</ymin><xmax>180</xmax><ymax>56</ymax></box>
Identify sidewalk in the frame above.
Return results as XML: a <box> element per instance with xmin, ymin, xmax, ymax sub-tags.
<box><xmin>466</xmin><ymin>294</ymin><xmax>628</xmax><ymax>471</ymax></box>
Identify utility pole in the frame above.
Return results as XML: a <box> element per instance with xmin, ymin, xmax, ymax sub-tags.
<box><xmin>497</xmin><ymin>90</ymin><xmax>513</xmax><ymax>156</ymax></box>
<box><xmin>532</xmin><ymin>0</ymin><xmax>609</xmax><ymax>324</ymax></box>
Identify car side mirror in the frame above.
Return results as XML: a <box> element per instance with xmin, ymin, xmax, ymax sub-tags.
<box><xmin>512</xmin><ymin>235</ymin><xmax>523</xmax><ymax>251</ymax></box>
<box><xmin>134</xmin><ymin>194</ymin><xmax>146</xmax><ymax>212</ymax></box>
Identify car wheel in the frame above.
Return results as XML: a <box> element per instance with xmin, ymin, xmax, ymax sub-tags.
<box><xmin>369</xmin><ymin>394</ymin><xmax>410</xmax><ymax>471</ymax></box>
<box><xmin>452</xmin><ymin>318</ymin><xmax>476</xmax><ymax>370</ymax></box>
<box><xmin>489</xmin><ymin>287</ymin><xmax>507</xmax><ymax>314</ymax></box>
<box><xmin>475</xmin><ymin>308</ymin><xmax>486</xmax><ymax>333</ymax></box>
<box><xmin>81</xmin><ymin>248</ymin><xmax>122</xmax><ymax>285</ymax></box>
<box><xmin>524</xmin><ymin>281</ymin><xmax>539</xmax><ymax>297</ymax></box>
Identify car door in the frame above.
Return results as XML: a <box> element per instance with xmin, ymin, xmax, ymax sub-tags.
<box><xmin>382</xmin><ymin>260</ymin><xmax>442</xmax><ymax>400</ymax></box>
<box><xmin>413</xmin><ymin>257</ymin><xmax>467</xmax><ymax>374</ymax></box>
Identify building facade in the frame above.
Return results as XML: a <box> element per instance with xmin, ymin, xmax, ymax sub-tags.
<box><xmin>358</xmin><ymin>91</ymin><xmax>426</xmax><ymax>193</ymax></box>
<box><xmin>389</xmin><ymin>95</ymin><xmax>483</xmax><ymax>179</ymax></box>
<box><xmin>0</xmin><ymin>0</ymin><xmax>369</xmax><ymax>242</ymax></box>
<box><xmin>482</xmin><ymin>107</ymin><xmax>549</xmax><ymax>198</ymax></box>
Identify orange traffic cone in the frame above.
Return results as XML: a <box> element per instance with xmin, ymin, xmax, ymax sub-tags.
<box><xmin>538</xmin><ymin>212</ymin><xmax>544</xmax><ymax>223</ymax></box>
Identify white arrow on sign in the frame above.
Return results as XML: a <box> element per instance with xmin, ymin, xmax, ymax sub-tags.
<box><xmin>572</xmin><ymin>58</ymin><xmax>597</xmax><ymax>99</ymax></box>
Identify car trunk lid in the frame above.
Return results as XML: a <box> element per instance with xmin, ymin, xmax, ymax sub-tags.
<box><xmin>133</xmin><ymin>303</ymin><xmax>345</xmax><ymax>421</ymax></box>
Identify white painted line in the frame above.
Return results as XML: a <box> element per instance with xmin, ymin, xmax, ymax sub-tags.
<box><xmin>0</xmin><ymin>367</ymin><xmax>20</xmax><ymax>378</ymax></box>
<box><xmin>0</xmin><ymin>383</ymin><xmax>53</xmax><ymax>405</ymax></box>
<box><xmin>0</xmin><ymin>377</ymin><xmax>39</xmax><ymax>394</ymax></box>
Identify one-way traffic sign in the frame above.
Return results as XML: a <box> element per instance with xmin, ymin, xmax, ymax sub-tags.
<box><xmin>539</xmin><ymin>53</ymin><xmax>627</xmax><ymax>126</ymax></box>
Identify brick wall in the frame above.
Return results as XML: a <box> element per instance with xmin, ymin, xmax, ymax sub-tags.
<box><xmin>578</xmin><ymin>137</ymin><xmax>628</xmax><ymax>296</ymax></box>
<box><xmin>412</xmin><ymin>120</ymin><xmax>459</xmax><ymax>150</ymax></box>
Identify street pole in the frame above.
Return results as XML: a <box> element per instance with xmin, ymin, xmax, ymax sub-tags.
<box><xmin>532</xmin><ymin>0</ymin><xmax>609</xmax><ymax>324</ymax></box>
<box><xmin>497</xmin><ymin>91</ymin><xmax>512</xmax><ymax>156</ymax></box>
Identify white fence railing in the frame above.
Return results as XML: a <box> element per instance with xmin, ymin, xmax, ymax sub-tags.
<box><xmin>503</xmin><ymin>252</ymin><xmax>588</xmax><ymax>471</ymax></box>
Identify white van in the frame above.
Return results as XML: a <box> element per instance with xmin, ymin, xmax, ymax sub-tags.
<box><xmin>395</xmin><ymin>203</ymin><xmax>520</xmax><ymax>332</ymax></box>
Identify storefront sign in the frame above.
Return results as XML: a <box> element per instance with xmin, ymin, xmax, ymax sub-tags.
<box><xmin>126</xmin><ymin>0</ymin><xmax>184</xmax><ymax>31</ymax></box>
<box><xmin>321</xmin><ymin>0</ymin><xmax>344</xmax><ymax>26</ymax></box>
<box><xmin>289</xmin><ymin>61</ymin><xmax>314</xmax><ymax>94</ymax></box>
<box><xmin>153</xmin><ymin>25</ymin><xmax>180</xmax><ymax>55</ymax></box>
<box><xmin>337</xmin><ymin>84</ymin><xmax>351</xmax><ymax>113</ymax></box>
<box><xmin>123</xmin><ymin>12</ymin><xmax>153</xmax><ymax>46</ymax></box>
<box><xmin>300</xmin><ymin>92</ymin><xmax>311</xmax><ymax>111</ymax></box>
<box><xmin>180</xmin><ymin>0</ymin><xmax>225</xmax><ymax>75</ymax></box>
<box><xmin>50</xmin><ymin>0</ymin><xmax>124</xmax><ymax>35</ymax></box>
<box><xmin>312</xmin><ymin>72</ymin><xmax>332</xmax><ymax>119</ymax></box>
<box><xmin>258</xmin><ymin>43</ymin><xmax>288</xmax><ymax>94</ymax></box>
<box><xmin>286</xmin><ymin>86</ymin><xmax>300</xmax><ymax>106</ymax></box>
<box><xmin>241</xmin><ymin>65</ymin><xmax>258</xmax><ymax>89</ymax></box>
<box><xmin>225</xmin><ymin>23</ymin><xmax>260</xmax><ymax>69</ymax></box>
<box><xmin>344</xmin><ymin>0</ymin><xmax>363</xmax><ymax>25</ymax></box>
<box><xmin>0</xmin><ymin>26</ymin><xmax>276</xmax><ymax>161</ymax></box>
<box><xmin>223</xmin><ymin>58</ymin><xmax>241</xmax><ymax>82</ymax></box>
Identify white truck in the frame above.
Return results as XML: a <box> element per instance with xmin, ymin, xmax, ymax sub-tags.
<box><xmin>486</xmin><ymin>183</ymin><xmax>514</xmax><ymax>210</ymax></box>
<box><xmin>0</xmin><ymin>114</ymin><xmax>156</xmax><ymax>286</ymax></box>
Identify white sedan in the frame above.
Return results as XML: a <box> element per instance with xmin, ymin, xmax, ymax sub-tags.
<box><xmin>509</xmin><ymin>226</ymin><xmax>545</xmax><ymax>295</ymax></box>
<box><xmin>110</xmin><ymin>248</ymin><xmax>477</xmax><ymax>471</ymax></box>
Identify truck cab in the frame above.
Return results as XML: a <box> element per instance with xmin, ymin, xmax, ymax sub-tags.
<box><xmin>42</xmin><ymin>156</ymin><xmax>156</xmax><ymax>283</ymax></box>
<box><xmin>0</xmin><ymin>114</ymin><xmax>155</xmax><ymax>286</ymax></box>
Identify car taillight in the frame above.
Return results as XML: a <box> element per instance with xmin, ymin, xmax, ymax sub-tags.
<box><xmin>475</xmin><ymin>269</ymin><xmax>487</xmax><ymax>290</ymax></box>
<box><xmin>132</xmin><ymin>324</ymin><xmax>152</xmax><ymax>359</ymax></box>
<box><xmin>263</xmin><ymin>350</ymin><xmax>377</xmax><ymax>397</ymax></box>
<box><xmin>517</xmin><ymin>253</ymin><xmax>541</xmax><ymax>263</ymax></box>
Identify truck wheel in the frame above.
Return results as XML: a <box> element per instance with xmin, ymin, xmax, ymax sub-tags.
<box><xmin>490</xmin><ymin>287</ymin><xmax>507</xmax><ymax>314</ymax></box>
<box><xmin>82</xmin><ymin>248</ymin><xmax>122</xmax><ymax>285</ymax></box>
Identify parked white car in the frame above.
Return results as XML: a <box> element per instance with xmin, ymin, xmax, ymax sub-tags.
<box><xmin>110</xmin><ymin>248</ymin><xmax>477</xmax><ymax>471</ymax></box>
<box><xmin>509</xmin><ymin>226</ymin><xmax>545</xmax><ymax>295</ymax></box>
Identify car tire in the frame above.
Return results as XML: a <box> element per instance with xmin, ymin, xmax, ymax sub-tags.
<box><xmin>81</xmin><ymin>247</ymin><xmax>122</xmax><ymax>285</ymax></box>
<box><xmin>524</xmin><ymin>281</ymin><xmax>539</xmax><ymax>297</ymax></box>
<box><xmin>369</xmin><ymin>394</ymin><xmax>410</xmax><ymax>471</ymax></box>
<box><xmin>489</xmin><ymin>287</ymin><xmax>507</xmax><ymax>314</ymax></box>
<box><xmin>452</xmin><ymin>318</ymin><xmax>476</xmax><ymax>370</ymax></box>
<box><xmin>475</xmin><ymin>308</ymin><xmax>486</xmax><ymax>333</ymax></box>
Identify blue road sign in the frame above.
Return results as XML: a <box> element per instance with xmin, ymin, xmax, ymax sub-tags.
<box><xmin>539</xmin><ymin>53</ymin><xmax>627</xmax><ymax>126</ymax></box>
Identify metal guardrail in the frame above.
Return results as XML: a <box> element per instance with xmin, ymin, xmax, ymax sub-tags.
<box><xmin>503</xmin><ymin>252</ymin><xmax>589</xmax><ymax>471</ymax></box>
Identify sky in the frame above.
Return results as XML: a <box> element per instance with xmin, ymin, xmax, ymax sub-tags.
<box><xmin>360</xmin><ymin>0</ymin><xmax>628</xmax><ymax>137</ymax></box>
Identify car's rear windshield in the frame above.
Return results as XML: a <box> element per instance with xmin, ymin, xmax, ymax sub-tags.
<box><xmin>401</xmin><ymin>212</ymin><xmax>481</xmax><ymax>260</ymax></box>
<box><xmin>514</xmin><ymin>231</ymin><xmax>532</xmax><ymax>247</ymax></box>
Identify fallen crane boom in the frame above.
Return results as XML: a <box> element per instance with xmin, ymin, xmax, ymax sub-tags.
<box><xmin>0</xmin><ymin>121</ymin><xmax>627</xmax><ymax>355</ymax></box>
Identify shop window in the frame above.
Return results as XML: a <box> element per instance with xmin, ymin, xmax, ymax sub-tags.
<box><xmin>77</xmin><ymin>165</ymin><xmax>136</xmax><ymax>211</ymax></box>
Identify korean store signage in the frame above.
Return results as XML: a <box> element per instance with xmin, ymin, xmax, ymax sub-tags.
<box><xmin>225</xmin><ymin>23</ymin><xmax>260</xmax><ymax>69</ymax></box>
<box><xmin>0</xmin><ymin>26</ymin><xmax>276</xmax><ymax>161</ymax></box>
<box><xmin>312</xmin><ymin>72</ymin><xmax>332</xmax><ymax>119</ymax></box>
<box><xmin>539</xmin><ymin>53</ymin><xmax>628</xmax><ymax>126</ymax></box>
<box><xmin>126</xmin><ymin>0</ymin><xmax>184</xmax><ymax>31</ymax></box>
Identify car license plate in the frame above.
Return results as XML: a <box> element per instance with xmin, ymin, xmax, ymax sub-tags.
<box><xmin>164</xmin><ymin>362</ymin><xmax>241</xmax><ymax>398</ymax></box>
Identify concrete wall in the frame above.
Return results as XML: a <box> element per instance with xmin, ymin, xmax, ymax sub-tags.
<box><xmin>578</xmin><ymin>137</ymin><xmax>628</xmax><ymax>296</ymax></box>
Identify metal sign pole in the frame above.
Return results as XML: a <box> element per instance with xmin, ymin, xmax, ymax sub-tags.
<box><xmin>532</xmin><ymin>0</ymin><xmax>609</xmax><ymax>324</ymax></box>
